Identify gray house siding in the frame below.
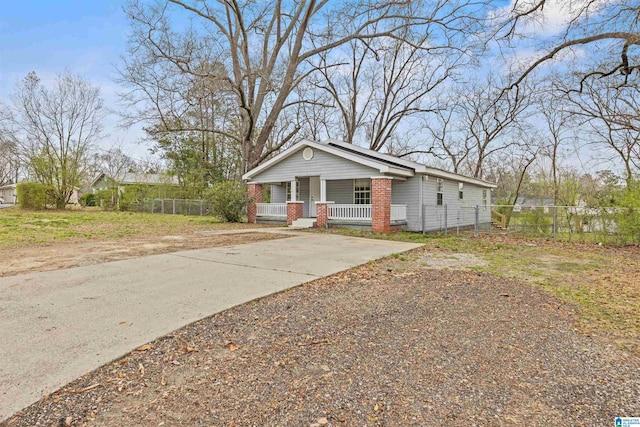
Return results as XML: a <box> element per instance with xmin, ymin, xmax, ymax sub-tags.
<box><xmin>391</xmin><ymin>177</ymin><xmax>421</xmax><ymax>231</ymax></box>
<box><xmin>251</xmin><ymin>149</ymin><xmax>379</xmax><ymax>183</ymax></box>
<box><xmin>422</xmin><ymin>177</ymin><xmax>491</xmax><ymax>232</ymax></box>
<box><xmin>326</xmin><ymin>179</ymin><xmax>358</xmax><ymax>204</ymax></box>
<box><xmin>270</xmin><ymin>184</ymin><xmax>286</xmax><ymax>203</ymax></box>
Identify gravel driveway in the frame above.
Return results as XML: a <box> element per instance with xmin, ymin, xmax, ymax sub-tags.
<box><xmin>4</xmin><ymin>246</ymin><xmax>639</xmax><ymax>426</ymax></box>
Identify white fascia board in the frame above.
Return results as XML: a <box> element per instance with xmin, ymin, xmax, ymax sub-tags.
<box><xmin>382</xmin><ymin>166</ymin><xmax>413</xmax><ymax>177</ymax></box>
<box><xmin>422</xmin><ymin>168</ymin><xmax>497</xmax><ymax>188</ymax></box>
<box><xmin>325</xmin><ymin>138</ymin><xmax>428</xmax><ymax>173</ymax></box>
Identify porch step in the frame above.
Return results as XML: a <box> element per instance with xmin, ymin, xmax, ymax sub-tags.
<box><xmin>291</xmin><ymin>218</ymin><xmax>317</xmax><ymax>229</ymax></box>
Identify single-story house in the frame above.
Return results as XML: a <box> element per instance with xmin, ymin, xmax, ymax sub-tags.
<box><xmin>0</xmin><ymin>183</ymin><xmax>79</xmax><ymax>205</ymax></box>
<box><xmin>90</xmin><ymin>172</ymin><xmax>179</xmax><ymax>193</ymax></box>
<box><xmin>0</xmin><ymin>183</ymin><xmax>18</xmax><ymax>204</ymax></box>
<box><xmin>242</xmin><ymin>138</ymin><xmax>497</xmax><ymax>233</ymax></box>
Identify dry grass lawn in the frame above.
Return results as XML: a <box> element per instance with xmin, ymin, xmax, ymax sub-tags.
<box><xmin>0</xmin><ymin>207</ymin><xmax>283</xmax><ymax>276</ymax></box>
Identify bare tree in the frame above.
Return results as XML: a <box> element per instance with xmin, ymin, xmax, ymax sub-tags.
<box><xmin>562</xmin><ymin>78</ymin><xmax>640</xmax><ymax>184</ymax></box>
<box><xmin>0</xmin><ymin>139</ymin><xmax>19</xmax><ymax>186</ymax></box>
<box><xmin>426</xmin><ymin>77</ymin><xmax>533</xmax><ymax>178</ymax></box>
<box><xmin>535</xmin><ymin>91</ymin><xmax>577</xmax><ymax>203</ymax></box>
<box><xmin>498</xmin><ymin>1</ymin><xmax>640</xmax><ymax>89</ymax></box>
<box><xmin>422</xmin><ymin>100</ymin><xmax>468</xmax><ymax>174</ymax></box>
<box><xmin>0</xmin><ymin>110</ymin><xmax>20</xmax><ymax>186</ymax></box>
<box><xmin>119</xmin><ymin>0</ymin><xmax>476</xmax><ymax>172</ymax></box>
<box><xmin>308</xmin><ymin>1</ymin><xmax>486</xmax><ymax>153</ymax></box>
<box><xmin>93</xmin><ymin>143</ymin><xmax>137</xmax><ymax>184</ymax></box>
<box><xmin>9</xmin><ymin>72</ymin><xmax>105</xmax><ymax>208</ymax></box>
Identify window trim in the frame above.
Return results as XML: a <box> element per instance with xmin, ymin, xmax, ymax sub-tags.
<box><xmin>286</xmin><ymin>179</ymin><xmax>300</xmax><ymax>202</ymax></box>
<box><xmin>353</xmin><ymin>178</ymin><xmax>371</xmax><ymax>205</ymax></box>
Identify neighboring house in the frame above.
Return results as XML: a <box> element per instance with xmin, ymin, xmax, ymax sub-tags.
<box><xmin>0</xmin><ymin>183</ymin><xmax>79</xmax><ymax>205</ymax></box>
<box><xmin>90</xmin><ymin>172</ymin><xmax>179</xmax><ymax>193</ymax></box>
<box><xmin>0</xmin><ymin>183</ymin><xmax>18</xmax><ymax>204</ymax></box>
<box><xmin>514</xmin><ymin>197</ymin><xmax>556</xmax><ymax>210</ymax></box>
<box><xmin>242</xmin><ymin>139</ymin><xmax>496</xmax><ymax>233</ymax></box>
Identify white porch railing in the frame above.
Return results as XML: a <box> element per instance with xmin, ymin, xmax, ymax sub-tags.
<box><xmin>256</xmin><ymin>203</ymin><xmax>287</xmax><ymax>217</ymax></box>
<box><xmin>391</xmin><ymin>204</ymin><xmax>407</xmax><ymax>221</ymax></box>
<box><xmin>328</xmin><ymin>204</ymin><xmax>371</xmax><ymax>220</ymax></box>
<box><xmin>326</xmin><ymin>204</ymin><xmax>408</xmax><ymax>221</ymax></box>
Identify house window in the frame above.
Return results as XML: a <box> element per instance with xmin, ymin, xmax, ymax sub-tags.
<box><xmin>436</xmin><ymin>178</ymin><xmax>444</xmax><ymax>206</ymax></box>
<box><xmin>458</xmin><ymin>183</ymin><xmax>464</xmax><ymax>200</ymax></box>
<box><xmin>482</xmin><ymin>189</ymin><xmax>488</xmax><ymax>210</ymax></box>
<box><xmin>354</xmin><ymin>179</ymin><xmax>371</xmax><ymax>205</ymax></box>
<box><xmin>286</xmin><ymin>180</ymin><xmax>300</xmax><ymax>201</ymax></box>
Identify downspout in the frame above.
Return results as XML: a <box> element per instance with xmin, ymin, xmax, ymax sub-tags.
<box><xmin>419</xmin><ymin>174</ymin><xmax>424</xmax><ymax>233</ymax></box>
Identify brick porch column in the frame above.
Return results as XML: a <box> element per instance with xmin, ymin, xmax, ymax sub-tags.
<box><xmin>287</xmin><ymin>201</ymin><xmax>304</xmax><ymax>225</ymax></box>
<box><xmin>315</xmin><ymin>201</ymin><xmax>333</xmax><ymax>228</ymax></box>
<box><xmin>371</xmin><ymin>177</ymin><xmax>392</xmax><ymax>233</ymax></box>
<box><xmin>247</xmin><ymin>182</ymin><xmax>263</xmax><ymax>224</ymax></box>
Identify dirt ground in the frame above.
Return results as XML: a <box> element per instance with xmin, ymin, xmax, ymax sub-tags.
<box><xmin>5</xmin><ymin>245</ymin><xmax>639</xmax><ymax>427</ymax></box>
<box><xmin>0</xmin><ymin>232</ymin><xmax>288</xmax><ymax>277</ymax></box>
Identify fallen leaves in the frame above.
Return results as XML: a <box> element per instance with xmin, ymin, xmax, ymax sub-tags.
<box><xmin>224</xmin><ymin>340</ymin><xmax>239</xmax><ymax>352</ymax></box>
<box><xmin>60</xmin><ymin>383</ymin><xmax>101</xmax><ymax>395</ymax></box>
<box><xmin>298</xmin><ymin>338</ymin><xmax>330</xmax><ymax>347</ymax></box>
<box><xmin>135</xmin><ymin>344</ymin><xmax>154</xmax><ymax>352</ymax></box>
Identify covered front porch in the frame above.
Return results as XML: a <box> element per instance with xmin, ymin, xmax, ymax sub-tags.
<box><xmin>247</xmin><ymin>176</ymin><xmax>407</xmax><ymax>232</ymax></box>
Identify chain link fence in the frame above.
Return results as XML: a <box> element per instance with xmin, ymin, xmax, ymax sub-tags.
<box><xmin>421</xmin><ymin>204</ymin><xmax>639</xmax><ymax>244</ymax></box>
<box><xmin>490</xmin><ymin>205</ymin><xmax>640</xmax><ymax>245</ymax></box>
<box><xmin>422</xmin><ymin>205</ymin><xmax>488</xmax><ymax>236</ymax></box>
<box><xmin>136</xmin><ymin>198</ymin><xmax>212</xmax><ymax>216</ymax></box>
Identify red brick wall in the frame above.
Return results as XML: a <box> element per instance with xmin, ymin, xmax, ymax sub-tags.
<box><xmin>315</xmin><ymin>203</ymin><xmax>329</xmax><ymax>228</ymax></box>
<box><xmin>247</xmin><ymin>183</ymin><xmax>263</xmax><ymax>224</ymax></box>
<box><xmin>287</xmin><ymin>202</ymin><xmax>303</xmax><ymax>225</ymax></box>
<box><xmin>371</xmin><ymin>177</ymin><xmax>392</xmax><ymax>233</ymax></box>
<box><xmin>389</xmin><ymin>225</ymin><xmax>405</xmax><ymax>233</ymax></box>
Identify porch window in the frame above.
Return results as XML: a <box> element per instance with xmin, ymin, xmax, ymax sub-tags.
<box><xmin>354</xmin><ymin>179</ymin><xmax>371</xmax><ymax>205</ymax></box>
<box><xmin>436</xmin><ymin>178</ymin><xmax>444</xmax><ymax>206</ymax></box>
<box><xmin>458</xmin><ymin>182</ymin><xmax>464</xmax><ymax>200</ymax></box>
<box><xmin>286</xmin><ymin>180</ymin><xmax>300</xmax><ymax>201</ymax></box>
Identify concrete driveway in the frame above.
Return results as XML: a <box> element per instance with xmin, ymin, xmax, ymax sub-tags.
<box><xmin>0</xmin><ymin>232</ymin><xmax>421</xmax><ymax>421</ymax></box>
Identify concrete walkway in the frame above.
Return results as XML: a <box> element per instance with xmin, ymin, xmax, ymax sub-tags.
<box><xmin>0</xmin><ymin>233</ymin><xmax>421</xmax><ymax>421</ymax></box>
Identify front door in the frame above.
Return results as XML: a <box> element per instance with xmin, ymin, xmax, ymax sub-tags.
<box><xmin>309</xmin><ymin>176</ymin><xmax>320</xmax><ymax>217</ymax></box>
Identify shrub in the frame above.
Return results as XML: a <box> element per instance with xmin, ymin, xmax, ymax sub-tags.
<box><xmin>79</xmin><ymin>193</ymin><xmax>97</xmax><ymax>207</ymax></box>
<box><xmin>204</xmin><ymin>181</ymin><xmax>248</xmax><ymax>222</ymax></box>
<box><xmin>94</xmin><ymin>189</ymin><xmax>117</xmax><ymax>210</ymax></box>
<box><xmin>16</xmin><ymin>182</ymin><xmax>47</xmax><ymax>209</ymax></box>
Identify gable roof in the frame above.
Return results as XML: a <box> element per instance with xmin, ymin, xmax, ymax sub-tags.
<box><xmin>243</xmin><ymin>139</ymin><xmax>496</xmax><ymax>188</ymax></box>
<box><xmin>91</xmin><ymin>172</ymin><xmax>179</xmax><ymax>187</ymax></box>
<box><xmin>242</xmin><ymin>139</ymin><xmax>415</xmax><ymax>180</ymax></box>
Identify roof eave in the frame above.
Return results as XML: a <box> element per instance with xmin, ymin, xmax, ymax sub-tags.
<box><xmin>421</xmin><ymin>169</ymin><xmax>497</xmax><ymax>188</ymax></box>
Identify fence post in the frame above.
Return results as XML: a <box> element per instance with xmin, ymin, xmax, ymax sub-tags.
<box><xmin>200</xmin><ymin>200</ymin><xmax>203</xmax><ymax>216</ymax></box>
<box><xmin>422</xmin><ymin>205</ymin><xmax>425</xmax><ymax>234</ymax></box>
<box><xmin>444</xmin><ymin>204</ymin><xmax>448</xmax><ymax>235</ymax></box>
<box><xmin>474</xmin><ymin>205</ymin><xmax>479</xmax><ymax>237</ymax></box>
<box><xmin>553</xmin><ymin>206</ymin><xmax>558</xmax><ymax>240</ymax></box>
